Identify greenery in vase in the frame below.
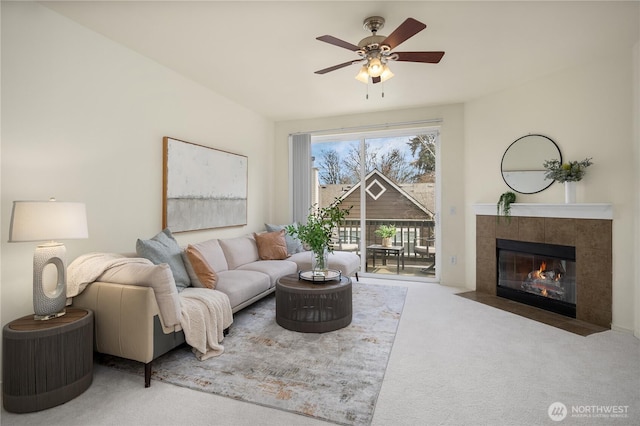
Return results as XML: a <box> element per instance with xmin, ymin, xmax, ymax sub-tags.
<box><xmin>285</xmin><ymin>199</ymin><xmax>352</xmax><ymax>259</ymax></box>
<box><xmin>374</xmin><ymin>224</ymin><xmax>397</xmax><ymax>239</ymax></box>
<box><xmin>497</xmin><ymin>191</ymin><xmax>516</xmax><ymax>222</ymax></box>
<box><xmin>543</xmin><ymin>158</ymin><xmax>593</xmax><ymax>183</ymax></box>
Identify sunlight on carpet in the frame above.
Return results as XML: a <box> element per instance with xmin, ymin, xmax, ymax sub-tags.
<box><xmin>98</xmin><ymin>282</ymin><xmax>407</xmax><ymax>425</ymax></box>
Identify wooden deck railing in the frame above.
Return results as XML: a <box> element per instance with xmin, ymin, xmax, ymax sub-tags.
<box><xmin>336</xmin><ymin>219</ymin><xmax>435</xmax><ymax>257</ymax></box>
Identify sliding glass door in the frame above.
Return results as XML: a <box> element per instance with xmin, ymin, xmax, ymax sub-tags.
<box><xmin>309</xmin><ymin>128</ymin><xmax>439</xmax><ymax>281</ymax></box>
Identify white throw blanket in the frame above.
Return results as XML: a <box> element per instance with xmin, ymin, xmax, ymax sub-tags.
<box><xmin>180</xmin><ymin>288</ymin><xmax>233</xmax><ymax>360</ymax></box>
<box><xmin>67</xmin><ymin>252</ymin><xmax>153</xmax><ymax>298</ymax></box>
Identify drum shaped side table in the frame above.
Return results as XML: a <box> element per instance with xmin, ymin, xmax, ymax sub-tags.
<box><xmin>3</xmin><ymin>307</ymin><xmax>94</xmax><ymax>413</ymax></box>
<box><xmin>276</xmin><ymin>274</ymin><xmax>352</xmax><ymax>333</ymax></box>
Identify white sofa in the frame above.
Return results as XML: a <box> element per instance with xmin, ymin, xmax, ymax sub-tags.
<box><xmin>72</xmin><ymin>231</ymin><xmax>359</xmax><ymax>387</ymax></box>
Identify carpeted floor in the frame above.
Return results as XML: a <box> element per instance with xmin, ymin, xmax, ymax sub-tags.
<box><xmin>98</xmin><ymin>282</ymin><xmax>407</xmax><ymax>425</ymax></box>
<box><xmin>3</xmin><ymin>279</ymin><xmax>638</xmax><ymax>426</ymax></box>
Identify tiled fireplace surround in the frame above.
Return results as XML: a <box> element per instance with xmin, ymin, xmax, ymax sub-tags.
<box><xmin>474</xmin><ymin>205</ymin><xmax>612</xmax><ymax>328</ymax></box>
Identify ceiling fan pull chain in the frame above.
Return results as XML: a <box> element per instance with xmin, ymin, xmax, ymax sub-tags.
<box><xmin>366</xmin><ymin>80</ymin><xmax>369</xmax><ymax>100</ymax></box>
<box><xmin>382</xmin><ymin>81</ymin><xmax>385</xmax><ymax>98</ymax></box>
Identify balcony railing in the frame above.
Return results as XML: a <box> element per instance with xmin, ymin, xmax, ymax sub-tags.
<box><xmin>335</xmin><ymin>219</ymin><xmax>435</xmax><ymax>258</ymax></box>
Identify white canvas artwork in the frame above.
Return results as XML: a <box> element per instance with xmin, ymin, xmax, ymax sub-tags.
<box><xmin>163</xmin><ymin>137</ymin><xmax>247</xmax><ymax>232</ymax></box>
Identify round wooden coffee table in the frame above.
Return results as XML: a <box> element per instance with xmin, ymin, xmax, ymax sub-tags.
<box><xmin>275</xmin><ymin>273</ymin><xmax>352</xmax><ymax>333</ymax></box>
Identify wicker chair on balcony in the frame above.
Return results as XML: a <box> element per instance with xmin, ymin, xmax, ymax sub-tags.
<box><xmin>414</xmin><ymin>237</ymin><xmax>435</xmax><ymax>271</ymax></box>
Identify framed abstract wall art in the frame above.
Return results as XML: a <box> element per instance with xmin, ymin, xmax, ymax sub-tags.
<box><xmin>163</xmin><ymin>137</ymin><xmax>247</xmax><ymax>232</ymax></box>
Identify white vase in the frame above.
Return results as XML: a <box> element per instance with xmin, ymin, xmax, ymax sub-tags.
<box><xmin>382</xmin><ymin>237</ymin><xmax>392</xmax><ymax>247</ymax></box>
<box><xmin>564</xmin><ymin>181</ymin><xmax>576</xmax><ymax>203</ymax></box>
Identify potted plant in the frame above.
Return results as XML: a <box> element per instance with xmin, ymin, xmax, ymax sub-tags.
<box><xmin>497</xmin><ymin>191</ymin><xmax>516</xmax><ymax>222</ymax></box>
<box><xmin>286</xmin><ymin>199</ymin><xmax>352</xmax><ymax>276</ymax></box>
<box><xmin>543</xmin><ymin>157</ymin><xmax>593</xmax><ymax>203</ymax></box>
<box><xmin>375</xmin><ymin>224</ymin><xmax>397</xmax><ymax>247</ymax></box>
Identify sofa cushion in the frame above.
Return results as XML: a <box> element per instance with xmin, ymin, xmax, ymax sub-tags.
<box><xmin>215</xmin><ymin>270</ymin><xmax>271</xmax><ymax>309</ymax></box>
<box><xmin>288</xmin><ymin>250</ymin><xmax>360</xmax><ymax>277</ymax></box>
<box><xmin>136</xmin><ymin>228</ymin><xmax>191</xmax><ymax>292</ymax></box>
<box><xmin>254</xmin><ymin>230</ymin><xmax>288</xmax><ymax>260</ymax></box>
<box><xmin>237</xmin><ymin>260</ymin><xmax>298</xmax><ymax>286</ymax></box>
<box><xmin>183</xmin><ymin>245</ymin><xmax>218</xmax><ymax>289</ymax></box>
<box><xmin>219</xmin><ymin>235</ymin><xmax>259</xmax><ymax>270</ymax></box>
<box><xmin>265</xmin><ymin>223</ymin><xmax>304</xmax><ymax>254</ymax></box>
<box><xmin>189</xmin><ymin>238</ymin><xmax>229</xmax><ymax>273</ymax></box>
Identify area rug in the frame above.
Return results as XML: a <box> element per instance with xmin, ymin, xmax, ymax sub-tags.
<box><xmin>98</xmin><ymin>282</ymin><xmax>407</xmax><ymax>425</ymax></box>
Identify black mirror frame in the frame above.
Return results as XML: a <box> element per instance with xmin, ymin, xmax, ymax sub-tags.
<box><xmin>500</xmin><ymin>134</ymin><xmax>562</xmax><ymax>194</ymax></box>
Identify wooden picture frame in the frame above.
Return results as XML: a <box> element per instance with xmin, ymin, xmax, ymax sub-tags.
<box><xmin>163</xmin><ymin>137</ymin><xmax>247</xmax><ymax>232</ymax></box>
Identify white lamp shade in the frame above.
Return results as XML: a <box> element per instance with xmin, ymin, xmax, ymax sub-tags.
<box><xmin>9</xmin><ymin>200</ymin><xmax>88</xmax><ymax>243</ymax></box>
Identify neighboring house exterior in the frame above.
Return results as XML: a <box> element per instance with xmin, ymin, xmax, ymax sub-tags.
<box><xmin>316</xmin><ymin>169</ymin><xmax>435</xmax><ymax>252</ymax></box>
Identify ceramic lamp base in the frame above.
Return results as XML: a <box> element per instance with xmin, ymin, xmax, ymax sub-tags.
<box><xmin>33</xmin><ymin>242</ymin><xmax>67</xmax><ymax>320</ymax></box>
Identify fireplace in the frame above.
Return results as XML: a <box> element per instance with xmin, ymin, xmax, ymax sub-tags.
<box><xmin>497</xmin><ymin>239</ymin><xmax>576</xmax><ymax>317</ymax></box>
<box><xmin>474</xmin><ymin>205</ymin><xmax>612</xmax><ymax>329</ymax></box>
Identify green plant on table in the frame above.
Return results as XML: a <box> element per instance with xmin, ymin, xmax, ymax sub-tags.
<box><xmin>375</xmin><ymin>224</ymin><xmax>397</xmax><ymax>239</ymax></box>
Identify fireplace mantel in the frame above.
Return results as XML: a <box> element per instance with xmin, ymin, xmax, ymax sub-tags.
<box><xmin>473</xmin><ymin>203</ymin><xmax>612</xmax><ymax>220</ymax></box>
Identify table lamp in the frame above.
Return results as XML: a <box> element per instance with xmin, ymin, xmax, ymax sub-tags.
<box><xmin>8</xmin><ymin>198</ymin><xmax>88</xmax><ymax>320</ymax></box>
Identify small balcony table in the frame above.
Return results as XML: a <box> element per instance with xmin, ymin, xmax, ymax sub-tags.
<box><xmin>367</xmin><ymin>244</ymin><xmax>405</xmax><ymax>274</ymax></box>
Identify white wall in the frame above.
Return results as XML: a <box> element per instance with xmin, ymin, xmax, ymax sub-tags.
<box><xmin>274</xmin><ymin>104</ymin><xmax>467</xmax><ymax>287</ymax></box>
<box><xmin>1</xmin><ymin>2</ymin><xmax>275</xmax><ymax>337</ymax></box>
<box><xmin>464</xmin><ymin>49</ymin><xmax>637</xmax><ymax>332</ymax></box>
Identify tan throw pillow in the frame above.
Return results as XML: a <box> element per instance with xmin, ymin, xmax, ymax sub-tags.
<box><xmin>185</xmin><ymin>245</ymin><xmax>218</xmax><ymax>289</ymax></box>
<box><xmin>254</xmin><ymin>230</ymin><xmax>288</xmax><ymax>260</ymax></box>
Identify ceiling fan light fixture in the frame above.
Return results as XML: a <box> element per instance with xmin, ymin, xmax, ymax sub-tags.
<box><xmin>355</xmin><ymin>66</ymin><xmax>369</xmax><ymax>83</ymax></box>
<box><xmin>367</xmin><ymin>57</ymin><xmax>383</xmax><ymax>77</ymax></box>
<box><xmin>315</xmin><ymin>16</ymin><xmax>443</xmax><ymax>88</ymax></box>
<box><xmin>380</xmin><ymin>65</ymin><xmax>394</xmax><ymax>82</ymax></box>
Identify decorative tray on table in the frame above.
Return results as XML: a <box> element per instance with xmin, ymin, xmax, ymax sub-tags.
<box><xmin>298</xmin><ymin>269</ymin><xmax>342</xmax><ymax>282</ymax></box>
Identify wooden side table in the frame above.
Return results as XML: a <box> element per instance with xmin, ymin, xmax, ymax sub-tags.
<box><xmin>2</xmin><ymin>307</ymin><xmax>93</xmax><ymax>413</ymax></box>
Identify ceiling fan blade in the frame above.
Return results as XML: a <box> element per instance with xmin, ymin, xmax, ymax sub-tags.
<box><xmin>381</xmin><ymin>18</ymin><xmax>427</xmax><ymax>50</ymax></box>
<box><xmin>393</xmin><ymin>51</ymin><xmax>445</xmax><ymax>63</ymax></box>
<box><xmin>316</xmin><ymin>35</ymin><xmax>361</xmax><ymax>52</ymax></box>
<box><xmin>371</xmin><ymin>76</ymin><xmax>382</xmax><ymax>84</ymax></box>
<box><xmin>315</xmin><ymin>60</ymin><xmax>359</xmax><ymax>75</ymax></box>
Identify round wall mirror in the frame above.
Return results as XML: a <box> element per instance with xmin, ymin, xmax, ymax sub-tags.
<box><xmin>501</xmin><ymin>134</ymin><xmax>561</xmax><ymax>194</ymax></box>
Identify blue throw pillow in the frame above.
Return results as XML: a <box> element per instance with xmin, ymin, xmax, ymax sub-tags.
<box><xmin>265</xmin><ymin>223</ymin><xmax>304</xmax><ymax>254</ymax></box>
<box><xmin>136</xmin><ymin>228</ymin><xmax>191</xmax><ymax>292</ymax></box>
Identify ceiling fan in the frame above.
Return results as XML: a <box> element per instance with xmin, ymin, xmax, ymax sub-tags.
<box><xmin>315</xmin><ymin>16</ymin><xmax>444</xmax><ymax>84</ymax></box>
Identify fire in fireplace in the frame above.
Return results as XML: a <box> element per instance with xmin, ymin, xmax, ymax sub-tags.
<box><xmin>497</xmin><ymin>239</ymin><xmax>576</xmax><ymax>317</ymax></box>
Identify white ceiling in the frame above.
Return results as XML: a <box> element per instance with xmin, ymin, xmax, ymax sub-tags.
<box><xmin>42</xmin><ymin>1</ymin><xmax>639</xmax><ymax>122</ymax></box>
